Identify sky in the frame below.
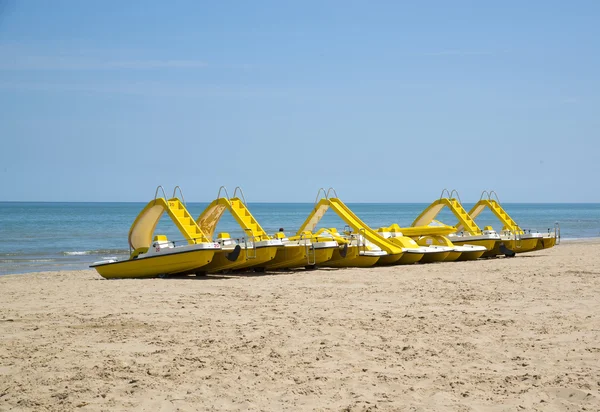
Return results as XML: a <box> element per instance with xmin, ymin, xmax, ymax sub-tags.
<box><xmin>0</xmin><ymin>1</ymin><xmax>599</xmax><ymax>203</ymax></box>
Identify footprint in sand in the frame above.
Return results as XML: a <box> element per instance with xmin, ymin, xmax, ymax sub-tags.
<box><xmin>545</xmin><ymin>387</ymin><xmax>596</xmax><ymax>402</ymax></box>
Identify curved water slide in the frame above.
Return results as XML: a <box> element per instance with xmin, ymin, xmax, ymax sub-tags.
<box><xmin>465</xmin><ymin>191</ymin><xmax>559</xmax><ymax>251</ymax></box>
<box><xmin>375</xmin><ymin>223</ymin><xmax>485</xmax><ymax>262</ymax></box>
<box><xmin>311</xmin><ymin>227</ymin><xmax>386</xmax><ymax>267</ymax></box>
<box><xmin>297</xmin><ymin>189</ymin><xmax>451</xmax><ymax>265</ymax></box>
<box><xmin>194</xmin><ymin>187</ymin><xmax>282</xmax><ymax>272</ymax></box>
<box><xmin>197</xmin><ymin>187</ymin><xmax>270</xmax><ymax>242</ymax></box>
<box><xmin>94</xmin><ymin>186</ymin><xmax>218</xmax><ymax>279</ymax></box>
<box><xmin>411</xmin><ymin>190</ymin><xmax>482</xmax><ymax>235</ymax></box>
<box><xmin>196</xmin><ymin>187</ymin><xmax>335</xmax><ymax>270</ymax></box>
<box><xmin>412</xmin><ymin>189</ymin><xmax>545</xmax><ymax>257</ymax></box>
<box><xmin>411</xmin><ymin>189</ymin><xmax>505</xmax><ymax>256</ymax></box>
<box><xmin>460</xmin><ymin>191</ymin><xmax>520</xmax><ymax>233</ymax></box>
<box><xmin>129</xmin><ymin>194</ymin><xmax>211</xmax><ymax>251</ymax></box>
<box><xmin>298</xmin><ymin>197</ymin><xmax>405</xmax><ymax>264</ymax></box>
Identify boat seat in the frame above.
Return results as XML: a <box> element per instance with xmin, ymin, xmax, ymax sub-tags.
<box><xmin>152</xmin><ymin>234</ymin><xmax>174</xmax><ymax>249</ymax></box>
<box><xmin>216</xmin><ymin>232</ymin><xmax>237</xmax><ymax>246</ymax></box>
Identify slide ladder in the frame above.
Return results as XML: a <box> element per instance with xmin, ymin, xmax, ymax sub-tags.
<box><xmin>412</xmin><ymin>189</ymin><xmax>482</xmax><ymax>235</ymax></box>
<box><xmin>128</xmin><ymin>186</ymin><xmax>211</xmax><ymax>251</ymax></box>
<box><xmin>196</xmin><ymin>186</ymin><xmax>270</xmax><ymax>242</ymax></box>
<box><xmin>230</xmin><ymin>198</ymin><xmax>269</xmax><ymax>241</ymax></box>
<box><xmin>297</xmin><ymin>189</ymin><xmax>403</xmax><ymax>255</ymax></box>
<box><xmin>167</xmin><ymin>198</ymin><xmax>211</xmax><ymax>243</ymax></box>
<box><xmin>464</xmin><ymin>191</ymin><xmax>522</xmax><ymax>233</ymax></box>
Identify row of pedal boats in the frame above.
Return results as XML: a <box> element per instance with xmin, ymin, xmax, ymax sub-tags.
<box><xmin>91</xmin><ymin>187</ymin><xmax>560</xmax><ymax>279</ymax></box>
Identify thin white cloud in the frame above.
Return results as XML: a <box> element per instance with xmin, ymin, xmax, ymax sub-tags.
<box><xmin>423</xmin><ymin>50</ymin><xmax>493</xmax><ymax>56</ymax></box>
<box><xmin>0</xmin><ymin>81</ymin><xmax>289</xmax><ymax>99</ymax></box>
<box><xmin>0</xmin><ymin>81</ymin><xmax>429</xmax><ymax>101</ymax></box>
<box><xmin>562</xmin><ymin>97</ymin><xmax>579</xmax><ymax>104</ymax></box>
<box><xmin>0</xmin><ymin>55</ymin><xmax>209</xmax><ymax>70</ymax></box>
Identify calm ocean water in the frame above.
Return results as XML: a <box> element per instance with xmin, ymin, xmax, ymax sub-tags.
<box><xmin>1</xmin><ymin>202</ymin><xmax>599</xmax><ymax>275</ymax></box>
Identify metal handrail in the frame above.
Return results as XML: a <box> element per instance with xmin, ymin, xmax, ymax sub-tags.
<box><xmin>306</xmin><ymin>242</ymin><xmax>316</xmax><ymax>265</ymax></box>
<box><xmin>243</xmin><ymin>228</ymin><xmax>257</xmax><ymax>259</ymax></box>
<box><xmin>489</xmin><ymin>190</ymin><xmax>501</xmax><ymax>204</ymax></box>
<box><xmin>326</xmin><ymin>187</ymin><xmax>338</xmax><ymax>199</ymax></box>
<box><xmin>299</xmin><ymin>232</ymin><xmax>316</xmax><ymax>265</ymax></box>
<box><xmin>439</xmin><ymin>188</ymin><xmax>451</xmax><ymax>199</ymax></box>
<box><xmin>358</xmin><ymin>228</ymin><xmax>367</xmax><ymax>254</ymax></box>
<box><xmin>479</xmin><ymin>190</ymin><xmax>491</xmax><ymax>201</ymax></box>
<box><xmin>314</xmin><ymin>188</ymin><xmax>327</xmax><ymax>206</ymax></box>
<box><xmin>449</xmin><ymin>189</ymin><xmax>463</xmax><ymax>205</ymax></box>
<box><xmin>154</xmin><ymin>185</ymin><xmax>167</xmax><ymax>204</ymax></box>
<box><xmin>504</xmin><ymin>229</ymin><xmax>522</xmax><ymax>249</ymax></box>
<box><xmin>140</xmin><ymin>235</ymin><xmax>213</xmax><ymax>258</ymax></box>
<box><xmin>233</xmin><ymin>186</ymin><xmax>247</xmax><ymax>205</ymax></box>
<box><xmin>216</xmin><ymin>186</ymin><xmax>230</xmax><ymax>200</ymax></box>
<box><xmin>172</xmin><ymin>186</ymin><xmax>186</xmax><ymax>205</ymax></box>
<box><xmin>153</xmin><ymin>236</ymin><xmax>212</xmax><ymax>248</ymax></box>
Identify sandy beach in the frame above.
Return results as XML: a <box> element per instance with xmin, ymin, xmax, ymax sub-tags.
<box><xmin>1</xmin><ymin>240</ymin><xmax>599</xmax><ymax>411</ymax></box>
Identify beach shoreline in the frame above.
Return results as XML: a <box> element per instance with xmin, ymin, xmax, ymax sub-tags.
<box><xmin>1</xmin><ymin>237</ymin><xmax>597</xmax><ymax>277</ymax></box>
<box><xmin>1</xmin><ymin>241</ymin><xmax>599</xmax><ymax>410</ymax></box>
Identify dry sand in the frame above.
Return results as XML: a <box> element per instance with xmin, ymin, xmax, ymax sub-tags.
<box><xmin>1</xmin><ymin>240</ymin><xmax>599</xmax><ymax>411</ymax></box>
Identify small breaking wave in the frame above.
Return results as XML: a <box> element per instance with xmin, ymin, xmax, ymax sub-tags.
<box><xmin>0</xmin><ymin>258</ymin><xmax>57</xmax><ymax>263</ymax></box>
<box><xmin>62</xmin><ymin>249</ymin><xmax>128</xmax><ymax>256</ymax></box>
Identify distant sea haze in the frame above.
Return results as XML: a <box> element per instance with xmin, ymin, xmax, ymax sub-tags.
<box><xmin>1</xmin><ymin>202</ymin><xmax>598</xmax><ymax>275</ymax></box>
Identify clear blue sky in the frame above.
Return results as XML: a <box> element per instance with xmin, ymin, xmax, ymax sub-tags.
<box><xmin>1</xmin><ymin>1</ymin><xmax>598</xmax><ymax>202</ymax></box>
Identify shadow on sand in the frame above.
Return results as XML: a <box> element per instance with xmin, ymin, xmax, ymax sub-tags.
<box><xmin>163</xmin><ymin>266</ymin><xmax>342</xmax><ymax>280</ymax></box>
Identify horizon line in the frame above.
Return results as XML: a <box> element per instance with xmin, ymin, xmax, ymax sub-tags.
<box><xmin>1</xmin><ymin>200</ymin><xmax>599</xmax><ymax>205</ymax></box>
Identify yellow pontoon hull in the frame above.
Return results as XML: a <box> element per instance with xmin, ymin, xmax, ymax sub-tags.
<box><xmin>263</xmin><ymin>245</ymin><xmax>335</xmax><ymax>270</ymax></box>
<box><xmin>450</xmin><ymin>239</ymin><xmax>497</xmax><ymax>255</ymax></box>
<box><xmin>535</xmin><ymin>236</ymin><xmax>557</xmax><ymax>250</ymax></box>
<box><xmin>313</xmin><ymin>248</ymin><xmax>335</xmax><ymax>266</ymax></box>
<box><xmin>201</xmin><ymin>246</ymin><xmax>279</xmax><ymax>273</ymax></box>
<box><xmin>383</xmin><ymin>237</ymin><xmax>444</xmax><ymax>264</ymax></box>
<box><xmin>92</xmin><ymin>249</ymin><xmax>215</xmax><ymax>279</ymax></box>
<box><xmin>394</xmin><ymin>253</ymin><xmax>423</xmax><ymax>265</ymax></box>
<box><xmin>263</xmin><ymin>245</ymin><xmax>309</xmax><ymax>269</ymax></box>
<box><xmin>480</xmin><ymin>238</ymin><xmax>539</xmax><ymax>257</ymax></box>
<box><xmin>414</xmin><ymin>235</ymin><xmax>459</xmax><ymax>262</ymax></box>
<box><xmin>419</xmin><ymin>251</ymin><xmax>451</xmax><ymax>263</ymax></box>
<box><xmin>377</xmin><ymin>253</ymin><xmax>406</xmax><ymax>265</ymax></box>
<box><xmin>323</xmin><ymin>247</ymin><xmax>380</xmax><ymax>268</ymax></box>
<box><xmin>439</xmin><ymin>241</ymin><xmax>487</xmax><ymax>261</ymax></box>
<box><xmin>506</xmin><ymin>238</ymin><xmax>539</xmax><ymax>254</ymax></box>
<box><xmin>454</xmin><ymin>249</ymin><xmax>486</xmax><ymax>261</ymax></box>
<box><xmin>445</xmin><ymin>251</ymin><xmax>462</xmax><ymax>262</ymax></box>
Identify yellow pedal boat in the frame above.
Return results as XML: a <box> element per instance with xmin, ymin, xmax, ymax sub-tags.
<box><xmin>91</xmin><ymin>187</ymin><xmax>220</xmax><ymax>279</ymax></box>
<box><xmin>297</xmin><ymin>188</ymin><xmax>455</xmax><ymax>265</ymax></box>
<box><xmin>195</xmin><ymin>187</ymin><xmax>284</xmax><ymax>272</ymax></box>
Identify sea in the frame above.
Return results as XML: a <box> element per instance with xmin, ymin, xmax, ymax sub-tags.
<box><xmin>1</xmin><ymin>202</ymin><xmax>599</xmax><ymax>275</ymax></box>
